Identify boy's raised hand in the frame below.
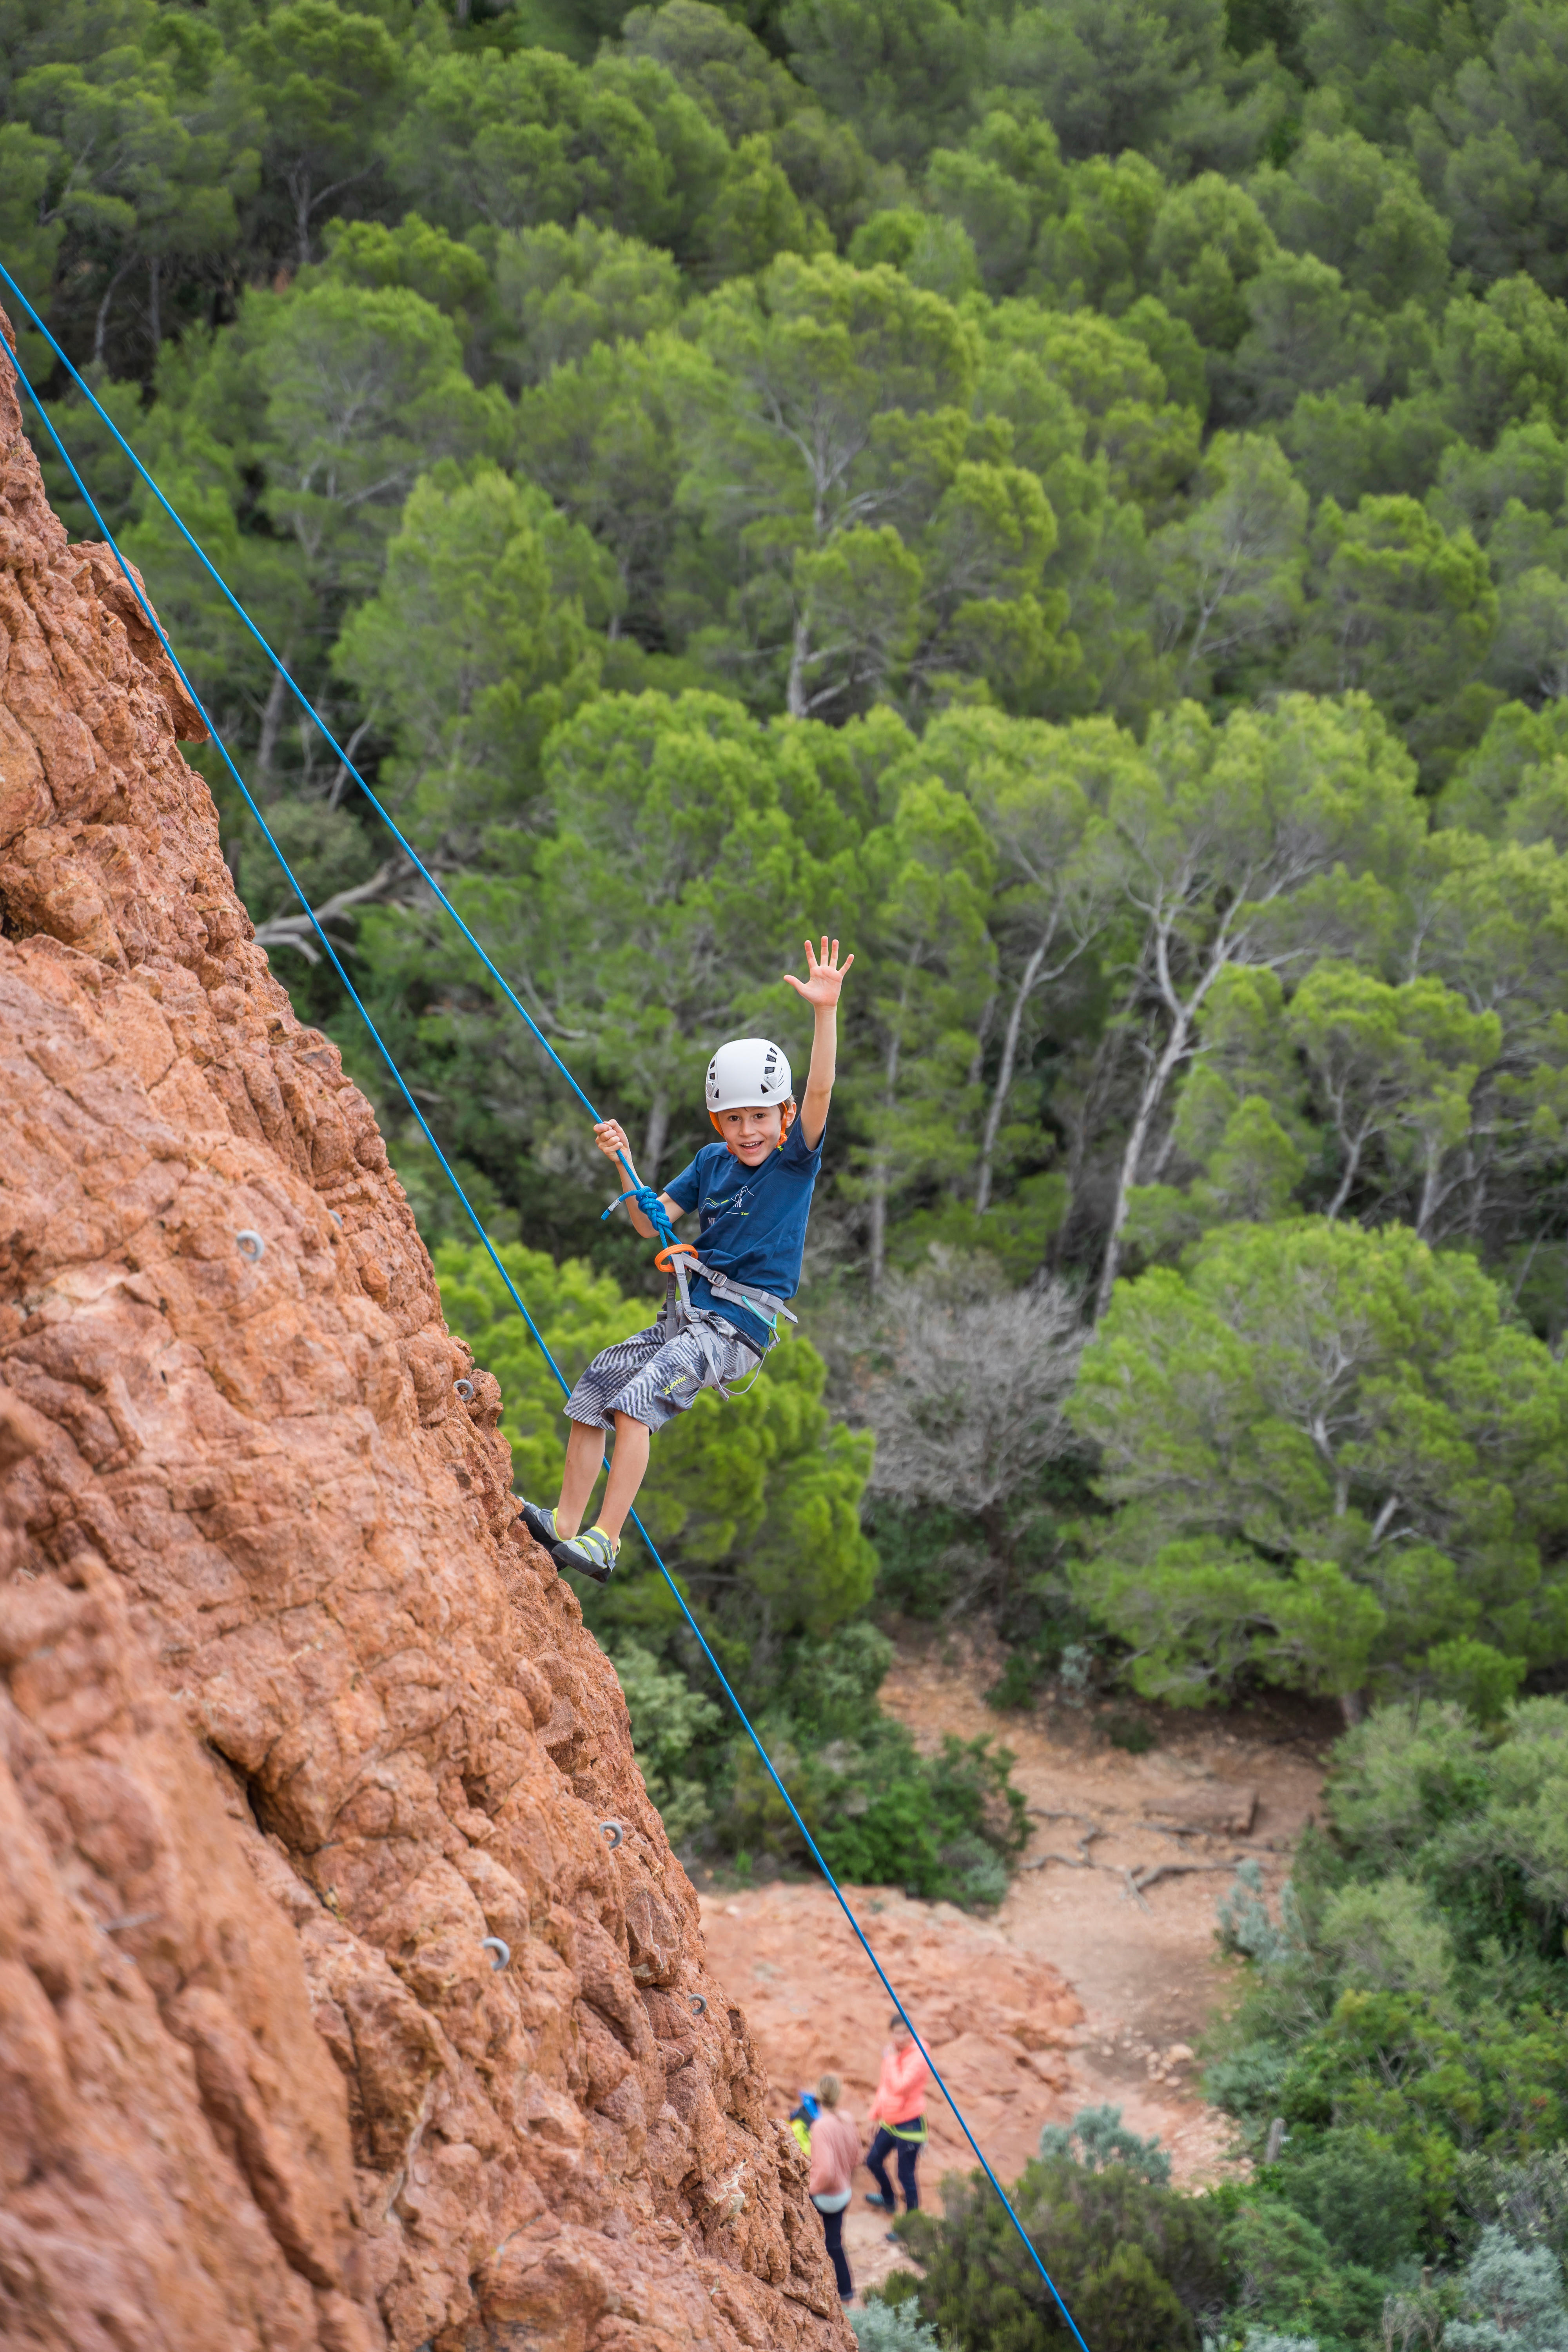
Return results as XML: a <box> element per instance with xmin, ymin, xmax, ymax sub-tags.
<box><xmin>784</xmin><ymin>936</ymin><xmax>854</xmax><ymax>1009</ymax></box>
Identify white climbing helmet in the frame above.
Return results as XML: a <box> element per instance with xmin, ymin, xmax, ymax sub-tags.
<box><xmin>705</xmin><ymin>1037</ymin><xmax>792</xmax><ymax>1114</ymax></box>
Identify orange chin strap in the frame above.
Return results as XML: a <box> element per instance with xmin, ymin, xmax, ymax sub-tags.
<box><xmin>710</xmin><ymin>1098</ymin><xmax>794</xmax><ymax>1150</ymax></box>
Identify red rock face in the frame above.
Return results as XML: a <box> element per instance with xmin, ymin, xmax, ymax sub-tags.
<box><xmin>0</xmin><ymin>310</ymin><xmax>851</xmax><ymax>2352</ymax></box>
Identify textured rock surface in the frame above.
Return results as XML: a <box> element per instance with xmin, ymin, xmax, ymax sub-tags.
<box><xmin>0</xmin><ymin>311</ymin><xmax>851</xmax><ymax>2352</ymax></box>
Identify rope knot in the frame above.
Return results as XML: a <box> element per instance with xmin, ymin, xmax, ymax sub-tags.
<box><xmin>602</xmin><ymin>1181</ymin><xmax>677</xmax><ymax>1246</ymax></box>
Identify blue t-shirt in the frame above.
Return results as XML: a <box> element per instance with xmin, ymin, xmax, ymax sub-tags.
<box><xmin>663</xmin><ymin>1121</ymin><xmax>824</xmax><ymax>1351</ymax></box>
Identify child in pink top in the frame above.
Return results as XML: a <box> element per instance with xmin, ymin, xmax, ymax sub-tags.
<box><xmin>865</xmin><ymin>2014</ymin><xmax>930</xmax><ymax>2234</ymax></box>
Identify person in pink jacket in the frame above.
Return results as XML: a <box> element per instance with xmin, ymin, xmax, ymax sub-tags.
<box><xmin>865</xmin><ymin>2013</ymin><xmax>930</xmax><ymax>2235</ymax></box>
<box><xmin>807</xmin><ymin>2074</ymin><xmax>862</xmax><ymax>2303</ymax></box>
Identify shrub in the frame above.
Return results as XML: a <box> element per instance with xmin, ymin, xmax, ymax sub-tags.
<box><xmin>904</xmin><ymin>2156</ymin><xmax>1230</xmax><ymax>2351</ymax></box>
<box><xmin>607</xmin><ymin>1640</ymin><xmax>722</xmax><ymax>1847</ymax></box>
<box><xmin>1039</xmin><ymin>2105</ymin><xmax>1172</xmax><ymax>2187</ymax></box>
<box><xmin>1223</xmin><ymin>2201</ymin><xmax>1387</xmax><ymax>2347</ymax></box>
<box><xmin>851</xmin><ymin>2299</ymin><xmax>946</xmax><ymax>2349</ymax></box>
<box><xmin>1448</xmin><ymin>2226</ymin><xmax>1568</xmax><ymax>2352</ymax></box>
<box><xmin>1107</xmin><ymin>1711</ymin><xmax>1158</xmax><ymax>1754</ymax></box>
<box><xmin>1274</xmin><ymin>2128</ymin><xmax>1421</xmax><ymax>2272</ymax></box>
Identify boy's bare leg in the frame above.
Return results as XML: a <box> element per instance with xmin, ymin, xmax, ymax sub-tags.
<box><xmin>556</xmin><ymin>1416</ymin><xmax>606</xmax><ymax>1538</ymax></box>
<box><xmin>599</xmin><ymin>1412</ymin><xmax>652</xmax><ymax>1543</ymax></box>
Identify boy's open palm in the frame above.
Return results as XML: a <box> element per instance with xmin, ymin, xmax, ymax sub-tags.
<box><xmin>784</xmin><ymin>936</ymin><xmax>854</xmax><ymax>1008</ymax></box>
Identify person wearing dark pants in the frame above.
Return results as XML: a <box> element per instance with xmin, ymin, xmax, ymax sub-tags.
<box><xmin>866</xmin><ymin>2120</ymin><xmax>924</xmax><ymax>2216</ymax></box>
<box><xmin>864</xmin><ymin>2013</ymin><xmax>932</xmax><ymax>2238</ymax></box>
<box><xmin>808</xmin><ymin>2073</ymin><xmax>861</xmax><ymax>2303</ymax></box>
<box><xmin>820</xmin><ymin>2200</ymin><xmax>852</xmax><ymax>2301</ymax></box>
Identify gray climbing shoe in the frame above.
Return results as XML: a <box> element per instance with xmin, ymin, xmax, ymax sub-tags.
<box><xmin>552</xmin><ymin>1524</ymin><xmax>619</xmax><ymax>1585</ymax></box>
<box><xmin>517</xmin><ymin>1497</ymin><xmax>560</xmax><ymax>1551</ymax></box>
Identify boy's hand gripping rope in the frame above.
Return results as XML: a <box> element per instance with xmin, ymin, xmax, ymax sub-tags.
<box><xmin>0</xmin><ymin>298</ymin><xmax>1094</xmax><ymax>2352</ymax></box>
<box><xmin>601</xmin><ymin>1183</ymin><xmax>702</xmax><ymax>1311</ymax></box>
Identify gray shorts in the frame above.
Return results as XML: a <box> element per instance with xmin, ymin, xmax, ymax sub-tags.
<box><xmin>563</xmin><ymin>1305</ymin><xmax>761</xmax><ymax>1433</ymax></box>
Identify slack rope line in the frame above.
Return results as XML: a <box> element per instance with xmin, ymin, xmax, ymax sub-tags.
<box><xmin>0</xmin><ymin>307</ymin><xmax>1094</xmax><ymax>2352</ymax></box>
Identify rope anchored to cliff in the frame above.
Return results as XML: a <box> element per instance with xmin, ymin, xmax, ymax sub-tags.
<box><xmin>0</xmin><ymin>281</ymin><xmax>1093</xmax><ymax>2352</ymax></box>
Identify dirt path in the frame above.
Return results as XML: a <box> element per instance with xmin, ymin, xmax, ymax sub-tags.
<box><xmin>698</xmin><ymin>1628</ymin><xmax>1333</xmax><ymax>2302</ymax></box>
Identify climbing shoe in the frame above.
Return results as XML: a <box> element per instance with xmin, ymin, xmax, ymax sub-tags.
<box><xmin>552</xmin><ymin>1524</ymin><xmax>619</xmax><ymax>1586</ymax></box>
<box><xmin>517</xmin><ymin>1497</ymin><xmax>561</xmax><ymax>1551</ymax></box>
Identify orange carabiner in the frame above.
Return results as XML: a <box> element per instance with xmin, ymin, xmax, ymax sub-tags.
<box><xmin>654</xmin><ymin>1240</ymin><xmax>701</xmax><ymax>1274</ymax></box>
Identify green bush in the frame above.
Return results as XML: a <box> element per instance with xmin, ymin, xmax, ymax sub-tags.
<box><xmin>1207</xmin><ymin>1695</ymin><xmax>1568</xmax><ymax>2272</ymax></box>
<box><xmin>1449</xmin><ymin>2226</ymin><xmax>1568</xmax><ymax>2352</ymax></box>
<box><xmin>904</xmin><ymin>2157</ymin><xmax>1231</xmax><ymax>2352</ymax></box>
<box><xmin>1039</xmin><ymin>2105</ymin><xmax>1171</xmax><ymax>2185</ymax></box>
<box><xmin>1106</xmin><ymin>1711</ymin><xmax>1158</xmax><ymax>1754</ymax></box>
<box><xmin>1272</xmin><ymin>2129</ymin><xmax>1422</xmax><ymax>2272</ymax></box>
<box><xmin>1223</xmin><ymin>2201</ymin><xmax>1387</xmax><ymax>2348</ymax></box>
<box><xmin>727</xmin><ymin>1622</ymin><xmax>1028</xmax><ymax>1903</ymax></box>
<box><xmin>850</xmin><ymin>2298</ymin><xmax>945</xmax><ymax>2349</ymax></box>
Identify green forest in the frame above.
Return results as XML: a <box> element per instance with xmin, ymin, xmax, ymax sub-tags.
<box><xmin>8</xmin><ymin>0</ymin><xmax>1568</xmax><ymax>2339</ymax></box>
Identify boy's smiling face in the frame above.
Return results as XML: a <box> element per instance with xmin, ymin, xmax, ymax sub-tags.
<box><xmin>715</xmin><ymin>1103</ymin><xmax>784</xmax><ymax>1166</ymax></box>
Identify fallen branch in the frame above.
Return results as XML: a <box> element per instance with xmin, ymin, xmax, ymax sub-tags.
<box><xmin>1023</xmin><ymin>1817</ymin><xmax>1103</xmax><ymax>1871</ymax></box>
<box><xmin>1128</xmin><ymin>1860</ymin><xmax>1241</xmax><ymax>1896</ymax></box>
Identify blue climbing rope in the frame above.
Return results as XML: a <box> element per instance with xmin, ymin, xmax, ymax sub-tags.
<box><xmin>0</xmin><ymin>301</ymin><xmax>1093</xmax><ymax>2352</ymax></box>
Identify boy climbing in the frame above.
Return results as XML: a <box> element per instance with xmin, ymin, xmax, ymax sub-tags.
<box><xmin>517</xmin><ymin>937</ymin><xmax>853</xmax><ymax>1584</ymax></box>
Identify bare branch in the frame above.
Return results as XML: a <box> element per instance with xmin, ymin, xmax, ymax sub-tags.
<box><xmin>251</xmin><ymin>855</ymin><xmax>418</xmax><ymax>962</ymax></box>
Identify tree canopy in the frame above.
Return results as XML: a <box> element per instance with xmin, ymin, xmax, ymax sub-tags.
<box><xmin>15</xmin><ymin>0</ymin><xmax>1568</xmax><ymax>1762</ymax></box>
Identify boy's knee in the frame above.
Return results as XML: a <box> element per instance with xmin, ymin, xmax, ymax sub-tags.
<box><xmin>611</xmin><ymin>1409</ymin><xmax>653</xmax><ymax>1436</ymax></box>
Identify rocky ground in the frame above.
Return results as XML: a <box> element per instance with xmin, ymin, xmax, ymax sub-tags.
<box><xmin>700</xmin><ymin>1626</ymin><xmax>1333</xmax><ymax>2301</ymax></box>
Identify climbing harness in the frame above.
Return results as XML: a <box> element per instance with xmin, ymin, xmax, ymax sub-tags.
<box><xmin>0</xmin><ymin>284</ymin><xmax>1094</xmax><ymax>2352</ymax></box>
<box><xmin>885</xmin><ymin>2116</ymin><xmax>930</xmax><ymax>2145</ymax></box>
<box><xmin>597</xmin><ymin>1182</ymin><xmax>794</xmax><ymax>1398</ymax></box>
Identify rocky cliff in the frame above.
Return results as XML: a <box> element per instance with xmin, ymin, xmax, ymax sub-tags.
<box><xmin>0</xmin><ymin>308</ymin><xmax>852</xmax><ymax>2352</ymax></box>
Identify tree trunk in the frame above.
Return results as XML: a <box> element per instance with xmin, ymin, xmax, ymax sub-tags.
<box><xmin>93</xmin><ymin>262</ymin><xmax>131</xmax><ymax>367</ymax></box>
<box><xmin>1416</xmin><ymin>1141</ymin><xmax>1443</xmax><ymax>1240</ymax></box>
<box><xmin>1094</xmin><ymin>1010</ymin><xmax>1193</xmax><ymax>1319</ymax></box>
<box><xmin>327</xmin><ymin>714</ymin><xmax>375</xmax><ymax>808</ymax></box>
<box><xmin>785</xmin><ymin>611</ymin><xmax>811</xmax><ymax>721</ymax></box>
<box><xmin>148</xmin><ymin>254</ymin><xmax>160</xmax><ymax>353</ymax></box>
<box><xmin>867</xmin><ymin>1158</ymin><xmax>888</xmax><ymax>1296</ymax></box>
<box><xmin>642</xmin><ymin>1091</ymin><xmax>670</xmax><ymax>1187</ymax></box>
<box><xmin>257</xmin><ymin>655</ymin><xmax>292</xmax><ymax>786</ymax></box>
<box><xmin>1324</xmin><ymin>1127</ymin><xmax>1366</xmax><ymax>1221</ymax></box>
<box><xmin>975</xmin><ymin>943</ymin><xmax>1049</xmax><ymax>1216</ymax></box>
<box><xmin>1338</xmin><ymin>1689</ymin><xmax>1366</xmax><ymax>1727</ymax></box>
<box><xmin>869</xmin><ymin>984</ymin><xmax>909</xmax><ymax>1294</ymax></box>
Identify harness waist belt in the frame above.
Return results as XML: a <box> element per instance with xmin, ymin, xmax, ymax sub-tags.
<box><xmin>695</xmin><ymin>1264</ymin><xmax>799</xmax><ymax>1328</ymax></box>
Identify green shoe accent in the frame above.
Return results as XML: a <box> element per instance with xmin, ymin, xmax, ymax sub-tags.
<box><xmin>517</xmin><ymin>1497</ymin><xmax>559</xmax><ymax>1550</ymax></box>
<box><xmin>552</xmin><ymin>1524</ymin><xmax>619</xmax><ymax>1585</ymax></box>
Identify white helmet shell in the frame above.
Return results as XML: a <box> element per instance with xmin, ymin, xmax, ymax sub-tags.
<box><xmin>706</xmin><ymin>1037</ymin><xmax>792</xmax><ymax>1114</ymax></box>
